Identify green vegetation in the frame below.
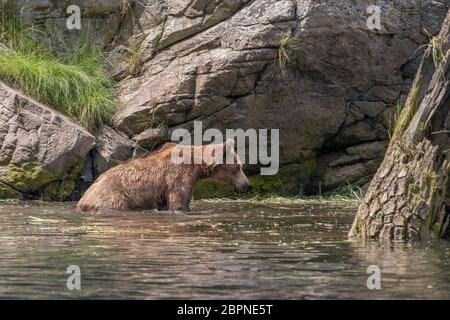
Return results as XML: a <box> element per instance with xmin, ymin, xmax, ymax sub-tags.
<box><xmin>427</xmin><ymin>35</ymin><xmax>447</xmax><ymax>82</ymax></box>
<box><xmin>134</xmin><ymin>112</ymin><xmax>167</xmax><ymax>132</ymax></box>
<box><xmin>0</xmin><ymin>181</ymin><xmax>22</xmax><ymax>199</ymax></box>
<box><xmin>429</xmin><ymin>35</ymin><xmax>446</xmax><ymax>70</ymax></box>
<box><xmin>387</xmin><ymin>99</ymin><xmax>403</xmax><ymax>140</ymax></box>
<box><xmin>1</xmin><ymin>162</ymin><xmax>58</xmax><ymax>193</ymax></box>
<box><xmin>0</xmin><ymin>11</ymin><xmax>117</xmax><ymax>130</ymax></box>
<box><xmin>417</xmin><ymin>32</ymin><xmax>447</xmax><ymax>80</ymax></box>
<box><xmin>195</xmin><ymin>180</ymin><xmax>364</xmax><ymax>204</ymax></box>
<box><xmin>276</xmin><ymin>36</ymin><xmax>300</xmax><ymax>77</ymax></box>
<box><xmin>391</xmin><ymin>85</ymin><xmax>421</xmax><ymax>141</ymax></box>
<box><xmin>392</xmin><ymin>32</ymin><xmax>449</xmax><ymax>141</ymax></box>
<box><xmin>193</xmin><ymin>162</ymin><xmax>319</xmax><ymax>200</ymax></box>
<box><xmin>325</xmin><ymin>182</ymin><xmax>364</xmax><ymax>202</ymax></box>
<box><xmin>125</xmin><ymin>37</ymin><xmax>144</xmax><ymax>76</ymax></box>
<box><xmin>40</xmin><ymin>157</ymin><xmax>85</xmax><ymax>201</ymax></box>
<box><xmin>0</xmin><ymin>158</ymin><xmax>84</xmax><ymax>201</ymax></box>
<box><xmin>201</xmin><ymin>193</ymin><xmax>361</xmax><ymax>205</ymax></box>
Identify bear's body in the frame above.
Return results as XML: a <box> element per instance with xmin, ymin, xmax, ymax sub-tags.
<box><xmin>76</xmin><ymin>140</ymin><xmax>250</xmax><ymax>212</ymax></box>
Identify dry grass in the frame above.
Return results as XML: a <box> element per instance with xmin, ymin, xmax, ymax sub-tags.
<box><xmin>125</xmin><ymin>37</ymin><xmax>144</xmax><ymax>76</ymax></box>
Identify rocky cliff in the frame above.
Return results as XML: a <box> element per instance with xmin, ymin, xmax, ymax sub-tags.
<box><xmin>2</xmin><ymin>0</ymin><xmax>450</xmax><ymax>199</ymax></box>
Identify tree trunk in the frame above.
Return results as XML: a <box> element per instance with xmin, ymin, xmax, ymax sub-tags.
<box><xmin>349</xmin><ymin>10</ymin><xmax>450</xmax><ymax>241</ymax></box>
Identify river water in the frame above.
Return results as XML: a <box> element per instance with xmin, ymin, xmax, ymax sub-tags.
<box><xmin>0</xmin><ymin>200</ymin><xmax>449</xmax><ymax>299</ymax></box>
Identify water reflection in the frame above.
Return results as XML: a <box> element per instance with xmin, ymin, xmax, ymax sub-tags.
<box><xmin>0</xmin><ymin>200</ymin><xmax>449</xmax><ymax>299</ymax></box>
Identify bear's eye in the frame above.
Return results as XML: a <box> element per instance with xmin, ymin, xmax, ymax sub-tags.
<box><xmin>234</xmin><ymin>166</ymin><xmax>240</xmax><ymax>173</ymax></box>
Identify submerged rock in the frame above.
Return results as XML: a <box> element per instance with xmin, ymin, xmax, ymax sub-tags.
<box><xmin>0</xmin><ymin>82</ymin><xmax>95</xmax><ymax>200</ymax></box>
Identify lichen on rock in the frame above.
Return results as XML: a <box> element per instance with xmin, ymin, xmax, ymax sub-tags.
<box><xmin>0</xmin><ymin>82</ymin><xmax>95</xmax><ymax>200</ymax></box>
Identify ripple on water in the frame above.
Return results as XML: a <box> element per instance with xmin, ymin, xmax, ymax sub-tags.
<box><xmin>0</xmin><ymin>200</ymin><xmax>450</xmax><ymax>299</ymax></box>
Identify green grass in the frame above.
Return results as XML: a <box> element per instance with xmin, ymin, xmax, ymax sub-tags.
<box><xmin>0</xmin><ymin>12</ymin><xmax>117</xmax><ymax>130</ymax></box>
<box><xmin>202</xmin><ymin>194</ymin><xmax>360</xmax><ymax>205</ymax></box>
<box><xmin>276</xmin><ymin>36</ymin><xmax>300</xmax><ymax>77</ymax></box>
<box><xmin>429</xmin><ymin>35</ymin><xmax>446</xmax><ymax>69</ymax></box>
<box><xmin>326</xmin><ymin>182</ymin><xmax>364</xmax><ymax>202</ymax></box>
<box><xmin>416</xmin><ymin>32</ymin><xmax>447</xmax><ymax>81</ymax></box>
<box><xmin>387</xmin><ymin>99</ymin><xmax>403</xmax><ymax>140</ymax></box>
<box><xmin>391</xmin><ymin>85</ymin><xmax>421</xmax><ymax>141</ymax></box>
<box><xmin>125</xmin><ymin>37</ymin><xmax>144</xmax><ymax>76</ymax></box>
<box><xmin>426</xmin><ymin>35</ymin><xmax>447</xmax><ymax>82</ymax></box>
<box><xmin>133</xmin><ymin>112</ymin><xmax>167</xmax><ymax>132</ymax></box>
<box><xmin>202</xmin><ymin>183</ymin><xmax>364</xmax><ymax>205</ymax></box>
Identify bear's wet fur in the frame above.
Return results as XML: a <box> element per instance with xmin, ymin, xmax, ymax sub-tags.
<box><xmin>76</xmin><ymin>139</ymin><xmax>251</xmax><ymax>212</ymax></box>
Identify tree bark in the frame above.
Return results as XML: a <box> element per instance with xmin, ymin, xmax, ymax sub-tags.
<box><xmin>349</xmin><ymin>10</ymin><xmax>450</xmax><ymax>241</ymax></box>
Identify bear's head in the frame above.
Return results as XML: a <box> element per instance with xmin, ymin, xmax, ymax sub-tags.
<box><xmin>204</xmin><ymin>139</ymin><xmax>252</xmax><ymax>193</ymax></box>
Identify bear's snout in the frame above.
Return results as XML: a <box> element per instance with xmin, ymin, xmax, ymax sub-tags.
<box><xmin>236</xmin><ymin>181</ymin><xmax>252</xmax><ymax>193</ymax></box>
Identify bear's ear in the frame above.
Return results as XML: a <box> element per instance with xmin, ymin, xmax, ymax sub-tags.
<box><xmin>224</xmin><ymin>138</ymin><xmax>235</xmax><ymax>151</ymax></box>
<box><xmin>223</xmin><ymin>138</ymin><xmax>235</xmax><ymax>164</ymax></box>
<box><xmin>203</xmin><ymin>143</ymin><xmax>223</xmax><ymax>168</ymax></box>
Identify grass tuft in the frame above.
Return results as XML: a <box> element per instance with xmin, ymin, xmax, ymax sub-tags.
<box><xmin>276</xmin><ymin>36</ymin><xmax>300</xmax><ymax>77</ymax></box>
<box><xmin>391</xmin><ymin>85</ymin><xmax>421</xmax><ymax>141</ymax></box>
<box><xmin>416</xmin><ymin>31</ymin><xmax>447</xmax><ymax>81</ymax></box>
<box><xmin>134</xmin><ymin>112</ymin><xmax>167</xmax><ymax>132</ymax></box>
<box><xmin>202</xmin><ymin>182</ymin><xmax>364</xmax><ymax>205</ymax></box>
<box><xmin>387</xmin><ymin>99</ymin><xmax>403</xmax><ymax>140</ymax></box>
<box><xmin>0</xmin><ymin>11</ymin><xmax>117</xmax><ymax>130</ymax></box>
<box><xmin>429</xmin><ymin>35</ymin><xmax>446</xmax><ymax>69</ymax></box>
<box><xmin>125</xmin><ymin>37</ymin><xmax>144</xmax><ymax>76</ymax></box>
<box><xmin>325</xmin><ymin>182</ymin><xmax>364</xmax><ymax>202</ymax></box>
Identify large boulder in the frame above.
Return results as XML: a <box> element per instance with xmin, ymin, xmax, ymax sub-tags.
<box><xmin>0</xmin><ymin>82</ymin><xmax>95</xmax><ymax>200</ymax></box>
<box><xmin>113</xmin><ymin>0</ymin><xmax>450</xmax><ymax>194</ymax></box>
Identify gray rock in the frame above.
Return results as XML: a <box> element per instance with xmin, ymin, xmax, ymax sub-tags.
<box><xmin>5</xmin><ymin>0</ymin><xmax>124</xmax><ymax>53</ymax></box>
<box><xmin>0</xmin><ymin>81</ymin><xmax>95</xmax><ymax>199</ymax></box>
<box><xmin>93</xmin><ymin>125</ymin><xmax>135</xmax><ymax>176</ymax></box>
<box><xmin>133</xmin><ymin>128</ymin><xmax>169</xmax><ymax>148</ymax></box>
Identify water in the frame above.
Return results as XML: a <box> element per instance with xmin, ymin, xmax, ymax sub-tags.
<box><xmin>0</xmin><ymin>200</ymin><xmax>449</xmax><ymax>299</ymax></box>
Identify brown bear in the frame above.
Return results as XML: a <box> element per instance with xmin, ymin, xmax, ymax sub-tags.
<box><xmin>76</xmin><ymin>139</ymin><xmax>251</xmax><ymax>212</ymax></box>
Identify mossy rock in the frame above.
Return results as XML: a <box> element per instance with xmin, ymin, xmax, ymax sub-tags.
<box><xmin>193</xmin><ymin>180</ymin><xmax>237</xmax><ymax>199</ymax></box>
<box><xmin>193</xmin><ymin>161</ymin><xmax>317</xmax><ymax>199</ymax></box>
<box><xmin>0</xmin><ymin>158</ymin><xmax>84</xmax><ymax>200</ymax></box>
<box><xmin>41</xmin><ymin>180</ymin><xmax>77</xmax><ymax>201</ymax></box>
<box><xmin>249</xmin><ymin>162</ymin><xmax>314</xmax><ymax>196</ymax></box>
<box><xmin>0</xmin><ymin>162</ymin><xmax>58</xmax><ymax>193</ymax></box>
<box><xmin>0</xmin><ymin>182</ymin><xmax>22</xmax><ymax>199</ymax></box>
<box><xmin>39</xmin><ymin>158</ymin><xmax>84</xmax><ymax>201</ymax></box>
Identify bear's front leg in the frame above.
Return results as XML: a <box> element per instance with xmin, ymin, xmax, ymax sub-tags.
<box><xmin>168</xmin><ymin>192</ymin><xmax>191</xmax><ymax>212</ymax></box>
